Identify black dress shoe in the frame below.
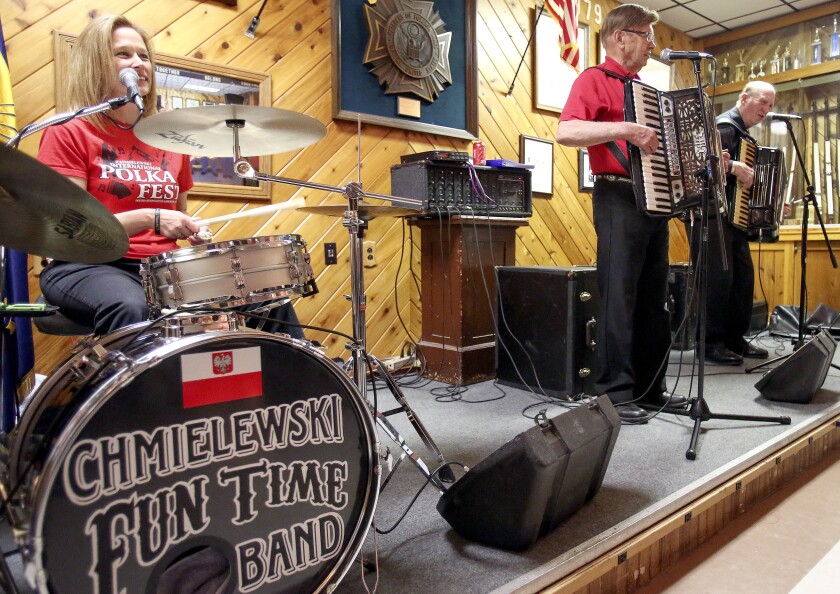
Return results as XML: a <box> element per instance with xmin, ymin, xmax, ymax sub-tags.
<box><xmin>642</xmin><ymin>391</ymin><xmax>688</xmax><ymax>408</ymax></box>
<box><xmin>614</xmin><ymin>403</ymin><xmax>649</xmax><ymax>423</ymax></box>
<box><xmin>705</xmin><ymin>346</ymin><xmax>743</xmax><ymax>365</ymax></box>
<box><xmin>741</xmin><ymin>343</ymin><xmax>768</xmax><ymax>359</ymax></box>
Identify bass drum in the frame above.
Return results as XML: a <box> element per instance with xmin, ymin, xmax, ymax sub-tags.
<box><xmin>7</xmin><ymin>317</ymin><xmax>378</xmax><ymax>594</ymax></box>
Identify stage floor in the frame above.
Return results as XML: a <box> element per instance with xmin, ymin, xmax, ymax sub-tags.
<box><xmin>2</xmin><ymin>335</ymin><xmax>839</xmax><ymax>594</ymax></box>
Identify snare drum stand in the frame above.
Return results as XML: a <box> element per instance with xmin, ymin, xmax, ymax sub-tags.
<box><xmin>232</xmin><ymin>138</ymin><xmax>453</xmax><ymax>492</ymax></box>
<box><xmin>656</xmin><ymin>59</ymin><xmax>790</xmax><ymax>460</ymax></box>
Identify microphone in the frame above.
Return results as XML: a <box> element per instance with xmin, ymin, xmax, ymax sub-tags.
<box><xmin>118</xmin><ymin>68</ymin><xmax>144</xmax><ymax>113</ymax></box>
<box><xmin>765</xmin><ymin>112</ymin><xmax>802</xmax><ymax>121</ymax></box>
<box><xmin>659</xmin><ymin>48</ymin><xmax>713</xmax><ymax>61</ymax></box>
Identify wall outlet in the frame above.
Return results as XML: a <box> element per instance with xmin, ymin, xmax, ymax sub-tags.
<box><xmin>364</xmin><ymin>240</ymin><xmax>376</xmax><ymax>267</ymax></box>
<box><xmin>325</xmin><ymin>243</ymin><xmax>337</xmax><ymax>265</ymax></box>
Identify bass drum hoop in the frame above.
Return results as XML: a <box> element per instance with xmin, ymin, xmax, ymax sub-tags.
<box><xmin>23</xmin><ymin>329</ymin><xmax>379</xmax><ymax>594</ymax></box>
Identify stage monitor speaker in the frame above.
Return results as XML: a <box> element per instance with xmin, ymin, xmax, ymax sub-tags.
<box><xmin>755</xmin><ymin>330</ymin><xmax>837</xmax><ymax>404</ymax></box>
<box><xmin>436</xmin><ymin>395</ymin><xmax>620</xmax><ymax>551</ymax></box>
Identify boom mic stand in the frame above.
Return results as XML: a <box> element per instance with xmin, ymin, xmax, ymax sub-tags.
<box><xmin>745</xmin><ymin>119</ymin><xmax>838</xmax><ymax>374</ymax></box>
<box><xmin>660</xmin><ymin>58</ymin><xmax>790</xmax><ymax>460</ymax></box>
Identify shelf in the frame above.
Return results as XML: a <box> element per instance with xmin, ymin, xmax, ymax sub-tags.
<box><xmin>710</xmin><ymin>61</ymin><xmax>840</xmax><ymax>96</ymax></box>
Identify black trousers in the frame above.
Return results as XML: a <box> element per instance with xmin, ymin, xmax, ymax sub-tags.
<box><xmin>592</xmin><ymin>180</ymin><xmax>671</xmax><ymax>404</ymax></box>
<box><xmin>685</xmin><ymin>217</ymin><xmax>754</xmax><ymax>350</ymax></box>
<box><xmin>40</xmin><ymin>260</ymin><xmax>304</xmax><ymax>339</ymax></box>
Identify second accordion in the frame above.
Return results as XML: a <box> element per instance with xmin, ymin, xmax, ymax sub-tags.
<box><xmin>728</xmin><ymin>138</ymin><xmax>786</xmax><ymax>234</ymax></box>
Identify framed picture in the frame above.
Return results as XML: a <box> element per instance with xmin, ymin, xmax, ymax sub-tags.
<box><xmin>332</xmin><ymin>0</ymin><xmax>478</xmax><ymax>140</ymax></box>
<box><xmin>578</xmin><ymin>149</ymin><xmax>594</xmax><ymax>192</ymax></box>
<box><xmin>534</xmin><ymin>8</ymin><xmax>588</xmax><ymax>113</ymax></box>
<box><xmin>519</xmin><ymin>135</ymin><xmax>554</xmax><ymax>197</ymax></box>
<box><xmin>53</xmin><ymin>31</ymin><xmax>273</xmax><ymax>201</ymax></box>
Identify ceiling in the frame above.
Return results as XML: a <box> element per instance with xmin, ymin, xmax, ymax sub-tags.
<box><xmin>619</xmin><ymin>0</ymin><xmax>835</xmax><ymax>39</ymax></box>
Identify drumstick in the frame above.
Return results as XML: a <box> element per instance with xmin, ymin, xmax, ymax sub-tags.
<box><xmin>198</xmin><ymin>197</ymin><xmax>306</xmax><ymax>226</ymax></box>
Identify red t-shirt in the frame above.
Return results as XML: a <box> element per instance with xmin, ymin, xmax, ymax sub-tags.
<box><xmin>38</xmin><ymin>118</ymin><xmax>194</xmax><ymax>260</ymax></box>
<box><xmin>560</xmin><ymin>57</ymin><xmax>638</xmax><ymax>176</ymax></box>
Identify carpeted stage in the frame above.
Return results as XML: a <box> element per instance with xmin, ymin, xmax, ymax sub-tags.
<box><xmin>333</xmin><ymin>335</ymin><xmax>840</xmax><ymax>594</ymax></box>
<box><xmin>2</xmin><ymin>335</ymin><xmax>838</xmax><ymax>593</ymax></box>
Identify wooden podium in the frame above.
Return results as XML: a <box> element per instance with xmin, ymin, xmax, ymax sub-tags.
<box><xmin>412</xmin><ymin>217</ymin><xmax>527</xmax><ymax>385</ymax></box>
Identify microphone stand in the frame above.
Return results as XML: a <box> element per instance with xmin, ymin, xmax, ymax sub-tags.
<box><xmin>746</xmin><ymin>119</ymin><xmax>838</xmax><ymax>373</ymax></box>
<box><xmin>659</xmin><ymin>58</ymin><xmax>790</xmax><ymax>460</ymax></box>
<box><xmin>5</xmin><ymin>95</ymin><xmax>134</xmax><ymax>148</ymax></box>
<box><xmin>232</xmin><ymin>149</ymin><xmax>455</xmax><ymax>489</ymax></box>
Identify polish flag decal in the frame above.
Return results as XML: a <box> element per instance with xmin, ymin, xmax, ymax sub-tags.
<box><xmin>181</xmin><ymin>346</ymin><xmax>263</xmax><ymax>408</ymax></box>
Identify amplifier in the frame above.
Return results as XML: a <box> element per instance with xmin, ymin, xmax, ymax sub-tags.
<box><xmin>495</xmin><ymin>266</ymin><xmax>599</xmax><ymax>398</ymax></box>
<box><xmin>390</xmin><ymin>160</ymin><xmax>532</xmax><ymax>217</ymax></box>
<box><xmin>668</xmin><ymin>263</ymin><xmax>696</xmax><ymax>350</ymax></box>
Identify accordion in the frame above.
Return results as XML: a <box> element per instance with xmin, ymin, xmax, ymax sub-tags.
<box><xmin>624</xmin><ymin>80</ymin><xmax>726</xmax><ymax>217</ymax></box>
<box><xmin>728</xmin><ymin>138</ymin><xmax>785</xmax><ymax>234</ymax></box>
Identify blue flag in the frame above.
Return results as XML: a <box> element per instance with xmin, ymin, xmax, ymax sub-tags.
<box><xmin>1</xmin><ymin>18</ymin><xmax>35</xmax><ymax>431</ymax></box>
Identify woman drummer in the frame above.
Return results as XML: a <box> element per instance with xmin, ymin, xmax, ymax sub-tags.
<box><xmin>38</xmin><ymin>15</ymin><xmax>303</xmax><ymax>338</ymax></box>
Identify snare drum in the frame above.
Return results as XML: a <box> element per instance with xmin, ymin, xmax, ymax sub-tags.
<box><xmin>6</xmin><ymin>316</ymin><xmax>378</xmax><ymax>594</ymax></box>
<box><xmin>141</xmin><ymin>235</ymin><xmax>317</xmax><ymax>313</ymax></box>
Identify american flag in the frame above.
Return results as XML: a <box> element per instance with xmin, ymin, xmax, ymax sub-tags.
<box><xmin>545</xmin><ymin>0</ymin><xmax>580</xmax><ymax>70</ymax></box>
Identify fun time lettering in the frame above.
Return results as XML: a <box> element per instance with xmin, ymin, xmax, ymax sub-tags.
<box><xmin>63</xmin><ymin>394</ymin><xmax>345</xmax><ymax>505</ymax></box>
<box><xmin>85</xmin><ymin>476</ymin><xmax>209</xmax><ymax>594</ymax></box>
<box><xmin>218</xmin><ymin>458</ymin><xmax>349</xmax><ymax>524</ymax></box>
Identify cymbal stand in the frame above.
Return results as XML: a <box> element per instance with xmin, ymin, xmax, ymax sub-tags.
<box><xmin>231</xmin><ymin>130</ymin><xmax>452</xmax><ymax>490</ymax></box>
<box><xmin>662</xmin><ymin>59</ymin><xmax>790</xmax><ymax>459</ymax></box>
<box><xmin>746</xmin><ymin>119</ymin><xmax>838</xmax><ymax>373</ymax></box>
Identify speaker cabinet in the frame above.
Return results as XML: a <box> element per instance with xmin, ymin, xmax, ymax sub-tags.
<box><xmin>436</xmin><ymin>396</ymin><xmax>621</xmax><ymax>551</ymax></box>
<box><xmin>668</xmin><ymin>263</ymin><xmax>696</xmax><ymax>350</ymax></box>
<box><xmin>755</xmin><ymin>330</ymin><xmax>837</xmax><ymax>403</ymax></box>
<box><xmin>495</xmin><ymin>266</ymin><xmax>599</xmax><ymax>398</ymax></box>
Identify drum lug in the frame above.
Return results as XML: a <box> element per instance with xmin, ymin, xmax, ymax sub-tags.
<box><xmin>164</xmin><ymin>267</ymin><xmax>183</xmax><ymax>301</ymax></box>
<box><xmin>69</xmin><ymin>344</ymin><xmax>115</xmax><ymax>382</ymax></box>
<box><xmin>230</xmin><ymin>256</ymin><xmax>247</xmax><ymax>291</ymax></box>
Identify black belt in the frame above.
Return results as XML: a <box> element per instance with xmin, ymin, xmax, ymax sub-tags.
<box><xmin>594</xmin><ymin>174</ymin><xmax>632</xmax><ymax>184</ymax></box>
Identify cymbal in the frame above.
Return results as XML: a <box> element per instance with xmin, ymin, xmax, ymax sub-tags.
<box><xmin>134</xmin><ymin>105</ymin><xmax>327</xmax><ymax>157</ymax></box>
<box><xmin>298</xmin><ymin>203</ymin><xmax>418</xmax><ymax>221</ymax></box>
<box><xmin>0</xmin><ymin>145</ymin><xmax>129</xmax><ymax>263</ymax></box>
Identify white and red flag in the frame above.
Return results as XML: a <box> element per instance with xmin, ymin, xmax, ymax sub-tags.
<box><xmin>180</xmin><ymin>347</ymin><xmax>263</xmax><ymax>408</ymax></box>
<box><xmin>545</xmin><ymin>0</ymin><xmax>580</xmax><ymax>70</ymax></box>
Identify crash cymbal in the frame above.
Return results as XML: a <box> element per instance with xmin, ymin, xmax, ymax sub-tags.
<box><xmin>0</xmin><ymin>145</ymin><xmax>129</xmax><ymax>263</ymax></box>
<box><xmin>134</xmin><ymin>105</ymin><xmax>327</xmax><ymax>157</ymax></box>
<box><xmin>298</xmin><ymin>203</ymin><xmax>418</xmax><ymax>221</ymax></box>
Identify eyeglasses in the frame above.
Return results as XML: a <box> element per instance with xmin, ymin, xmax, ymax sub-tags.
<box><xmin>620</xmin><ymin>29</ymin><xmax>655</xmax><ymax>43</ymax></box>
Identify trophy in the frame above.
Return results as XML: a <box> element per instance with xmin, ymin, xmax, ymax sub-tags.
<box><xmin>735</xmin><ymin>50</ymin><xmax>747</xmax><ymax>82</ymax></box>
<box><xmin>812</xmin><ymin>27</ymin><xmax>824</xmax><ymax>65</ymax></box>
<box><xmin>720</xmin><ymin>53</ymin><xmax>730</xmax><ymax>84</ymax></box>
<box><xmin>830</xmin><ymin>17</ymin><xmax>839</xmax><ymax>59</ymax></box>
<box><xmin>757</xmin><ymin>59</ymin><xmax>766</xmax><ymax>78</ymax></box>
<box><xmin>748</xmin><ymin>61</ymin><xmax>757</xmax><ymax>79</ymax></box>
<box><xmin>770</xmin><ymin>46</ymin><xmax>781</xmax><ymax>75</ymax></box>
<box><xmin>782</xmin><ymin>44</ymin><xmax>791</xmax><ymax>72</ymax></box>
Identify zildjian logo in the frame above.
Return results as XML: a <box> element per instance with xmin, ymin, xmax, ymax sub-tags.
<box><xmin>155</xmin><ymin>130</ymin><xmax>206</xmax><ymax>150</ymax></box>
<box><xmin>362</xmin><ymin>0</ymin><xmax>453</xmax><ymax>103</ymax></box>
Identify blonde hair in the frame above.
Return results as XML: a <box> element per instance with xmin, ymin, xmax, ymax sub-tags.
<box><xmin>601</xmin><ymin>4</ymin><xmax>660</xmax><ymax>41</ymax></box>
<box><xmin>68</xmin><ymin>15</ymin><xmax>157</xmax><ymax>129</ymax></box>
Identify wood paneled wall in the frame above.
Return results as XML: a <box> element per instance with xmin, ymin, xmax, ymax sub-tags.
<box><xmin>3</xmin><ymin>0</ymin><xmax>699</xmax><ymax>376</ymax></box>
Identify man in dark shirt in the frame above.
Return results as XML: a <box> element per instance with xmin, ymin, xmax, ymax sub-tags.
<box><xmin>691</xmin><ymin>81</ymin><xmax>775</xmax><ymax>365</ymax></box>
<box><xmin>556</xmin><ymin>3</ymin><xmax>686</xmax><ymax>423</ymax></box>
